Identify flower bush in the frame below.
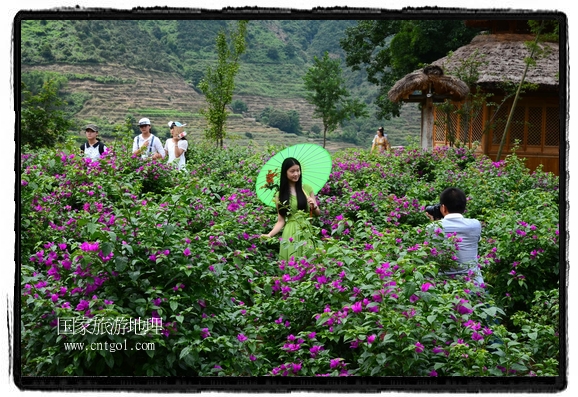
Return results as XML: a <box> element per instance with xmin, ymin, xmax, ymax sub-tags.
<box><xmin>19</xmin><ymin>137</ymin><xmax>561</xmax><ymax>378</ymax></box>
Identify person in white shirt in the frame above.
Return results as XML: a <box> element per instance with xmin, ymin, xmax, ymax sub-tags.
<box><xmin>165</xmin><ymin>121</ymin><xmax>189</xmax><ymax>170</ymax></box>
<box><xmin>132</xmin><ymin>118</ymin><xmax>166</xmax><ymax>160</ymax></box>
<box><xmin>426</xmin><ymin>187</ymin><xmax>484</xmax><ymax>286</ymax></box>
<box><xmin>80</xmin><ymin>124</ymin><xmax>107</xmax><ymax>161</ymax></box>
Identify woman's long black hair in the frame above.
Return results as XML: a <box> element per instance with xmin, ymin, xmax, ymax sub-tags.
<box><xmin>277</xmin><ymin>157</ymin><xmax>308</xmax><ymax>217</ymax></box>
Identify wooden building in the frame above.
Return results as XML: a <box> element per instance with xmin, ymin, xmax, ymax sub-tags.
<box><xmin>389</xmin><ymin>20</ymin><xmax>562</xmax><ymax>175</ymax></box>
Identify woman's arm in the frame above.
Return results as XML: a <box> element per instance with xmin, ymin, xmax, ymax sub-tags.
<box><xmin>174</xmin><ymin>139</ymin><xmax>186</xmax><ymax>158</ymax></box>
<box><xmin>155</xmin><ymin>138</ymin><xmax>166</xmax><ymax>159</ymax></box>
<box><xmin>261</xmin><ymin>213</ymin><xmax>285</xmax><ymax>238</ymax></box>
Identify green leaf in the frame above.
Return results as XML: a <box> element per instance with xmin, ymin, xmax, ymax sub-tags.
<box><xmin>101</xmin><ymin>242</ymin><xmax>114</xmax><ymax>257</ymax></box>
<box><xmin>179</xmin><ymin>346</ymin><xmax>192</xmax><ymax>360</ymax></box>
<box><xmin>115</xmin><ymin>256</ymin><xmax>128</xmax><ymax>272</ymax></box>
<box><xmin>163</xmin><ymin>224</ymin><xmax>176</xmax><ymax>236</ymax></box>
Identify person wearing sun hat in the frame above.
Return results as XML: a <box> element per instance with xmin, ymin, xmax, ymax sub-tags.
<box><xmin>164</xmin><ymin>121</ymin><xmax>189</xmax><ymax>170</ymax></box>
<box><xmin>132</xmin><ymin>117</ymin><xmax>166</xmax><ymax>160</ymax></box>
<box><xmin>80</xmin><ymin>123</ymin><xmax>107</xmax><ymax>161</ymax></box>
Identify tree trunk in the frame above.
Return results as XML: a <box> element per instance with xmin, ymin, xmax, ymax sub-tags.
<box><xmin>496</xmin><ymin>25</ymin><xmax>542</xmax><ymax>161</ymax></box>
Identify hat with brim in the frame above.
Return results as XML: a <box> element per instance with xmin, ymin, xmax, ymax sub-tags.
<box><xmin>168</xmin><ymin>121</ymin><xmax>186</xmax><ymax>128</ymax></box>
<box><xmin>139</xmin><ymin>118</ymin><xmax>151</xmax><ymax>126</ymax></box>
<box><xmin>85</xmin><ymin>124</ymin><xmax>99</xmax><ymax>132</ymax></box>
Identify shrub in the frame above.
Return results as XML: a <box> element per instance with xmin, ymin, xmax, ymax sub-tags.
<box><xmin>19</xmin><ymin>141</ymin><xmax>561</xmax><ymax>378</ymax></box>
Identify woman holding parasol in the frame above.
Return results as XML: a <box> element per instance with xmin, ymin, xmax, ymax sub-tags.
<box><xmin>257</xmin><ymin>143</ymin><xmax>332</xmax><ymax>261</ymax></box>
<box><xmin>261</xmin><ymin>157</ymin><xmax>321</xmax><ymax>260</ymax></box>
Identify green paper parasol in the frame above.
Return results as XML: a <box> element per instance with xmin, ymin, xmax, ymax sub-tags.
<box><xmin>255</xmin><ymin>143</ymin><xmax>333</xmax><ymax>207</ymax></box>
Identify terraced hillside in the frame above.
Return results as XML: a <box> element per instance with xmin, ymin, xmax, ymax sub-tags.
<box><xmin>21</xmin><ymin>63</ymin><xmax>323</xmax><ymax>129</ymax></box>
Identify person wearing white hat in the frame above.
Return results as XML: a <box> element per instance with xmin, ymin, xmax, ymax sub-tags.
<box><xmin>165</xmin><ymin>121</ymin><xmax>189</xmax><ymax>170</ymax></box>
<box><xmin>132</xmin><ymin>117</ymin><xmax>166</xmax><ymax>160</ymax></box>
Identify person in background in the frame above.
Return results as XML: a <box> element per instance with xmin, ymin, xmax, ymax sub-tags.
<box><xmin>426</xmin><ymin>187</ymin><xmax>484</xmax><ymax>287</ymax></box>
<box><xmin>132</xmin><ymin>117</ymin><xmax>165</xmax><ymax>160</ymax></box>
<box><xmin>165</xmin><ymin>121</ymin><xmax>189</xmax><ymax>170</ymax></box>
<box><xmin>80</xmin><ymin>124</ymin><xmax>107</xmax><ymax>161</ymax></box>
<box><xmin>261</xmin><ymin>157</ymin><xmax>321</xmax><ymax>261</ymax></box>
<box><xmin>371</xmin><ymin>127</ymin><xmax>390</xmax><ymax>154</ymax></box>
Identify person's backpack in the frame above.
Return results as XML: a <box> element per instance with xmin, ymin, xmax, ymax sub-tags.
<box><xmin>81</xmin><ymin>141</ymin><xmax>105</xmax><ymax>155</ymax></box>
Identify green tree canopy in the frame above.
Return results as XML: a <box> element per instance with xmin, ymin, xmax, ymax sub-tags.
<box><xmin>20</xmin><ymin>78</ymin><xmax>74</xmax><ymax>150</ymax></box>
<box><xmin>303</xmin><ymin>51</ymin><xmax>368</xmax><ymax>148</ymax></box>
<box><xmin>199</xmin><ymin>20</ymin><xmax>248</xmax><ymax>148</ymax></box>
<box><xmin>340</xmin><ymin>20</ymin><xmax>479</xmax><ymax>120</ymax></box>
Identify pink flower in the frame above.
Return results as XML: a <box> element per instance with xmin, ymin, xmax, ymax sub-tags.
<box><xmin>367</xmin><ymin>334</ymin><xmax>376</xmax><ymax>345</ymax></box>
<box><xmin>183</xmin><ymin>247</ymin><xmax>191</xmax><ymax>256</ymax></box>
<box><xmin>237</xmin><ymin>333</ymin><xmax>248</xmax><ymax>342</ymax></box>
<box><xmin>421</xmin><ymin>282</ymin><xmax>434</xmax><ymax>292</ymax></box>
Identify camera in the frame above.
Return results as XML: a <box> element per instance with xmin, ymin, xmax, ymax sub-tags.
<box><xmin>425</xmin><ymin>204</ymin><xmax>443</xmax><ymax>220</ymax></box>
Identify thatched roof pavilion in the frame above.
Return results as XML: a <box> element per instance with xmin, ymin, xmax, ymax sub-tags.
<box><xmin>388</xmin><ymin>65</ymin><xmax>470</xmax><ymax>103</ymax></box>
<box><xmin>432</xmin><ymin>33</ymin><xmax>559</xmax><ymax>91</ymax></box>
<box><xmin>388</xmin><ymin>65</ymin><xmax>470</xmax><ymax>149</ymax></box>
<box><xmin>425</xmin><ymin>31</ymin><xmax>561</xmax><ymax>175</ymax></box>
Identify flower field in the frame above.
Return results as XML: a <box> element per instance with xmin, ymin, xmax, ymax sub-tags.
<box><xmin>19</xmin><ymin>135</ymin><xmax>562</xmax><ymax>382</ymax></box>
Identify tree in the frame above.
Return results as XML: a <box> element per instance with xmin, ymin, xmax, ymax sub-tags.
<box><xmin>303</xmin><ymin>51</ymin><xmax>368</xmax><ymax>148</ymax></box>
<box><xmin>231</xmin><ymin>99</ymin><xmax>248</xmax><ymax>114</ymax></box>
<box><xmin>198</xmin><ymin>20</ymin><xmax>248</xmax><ymax>148</ymax></box>
<box><xmin>20</xmin><ymin>78</ymin><xmax>73</xmax><ymax>149</ymax></box>
<box><xmin>340</xmin><ymin>20</ymin><xmax>479</xmax><ymax>120</ymax></box>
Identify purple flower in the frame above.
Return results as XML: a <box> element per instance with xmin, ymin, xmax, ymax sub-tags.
<box><xmin>432</xmin><ymin>346</ymin><xmax>445</xmax><ymax>354</ymax></box>
<box><xmin>183</xmin><ymin>247</ymin><xmax>191</xmax><ymax>256</ymax></box>
<box><xmin>421</xmin><ymin>282</ymin><xmax>434</xmax><ymax>292</ymax></box>
<box><xmin>330</xmin><ymin>358</ymin><xmax>341</xmax><ymax>369</ymax></box>
<box><xmin>80</xmin><ymin>241</ymin><xmax>99</xmax><ymax>252</ymax></box>
<box><xmin>201</xmin><ymin>328</ymin><xmax>211</xmax><ymax>339</ymax></box>
<box><xmin>76</xmin><ymin>299</ymin><xmax>89</xmax><ymax>312</ymax></box>
<box><xmin>310</xmin><ymin>345</ymin><xmax>324</xmax><ymax>358</ymax></box>
<box><xmin>351</xmin><ymin>301</ymin><xmax>362</xmax><ymax>313</ymax></box>
<box><xmin>367</xmin><ymin>334</ymin><xmax>376</xmax><ymax>345</ymax></box>
<box><xmin>237</xmin><ymin>333</ymin><xmax>248</xmax><ymax>342</ymax></box>
<box><xmin>429</xmin><ymin>370</ymin><xmax>438</xmax><ymax>377</ymax></box>
<box><xmin>472</xmin><ymin>332</ymin><xmax>484</xmax><ymax>341</ymax></box>
<box><xmin>415</xmin><ymin>342</ymin><xmax>425</xmax><ymax>353</ymax></box>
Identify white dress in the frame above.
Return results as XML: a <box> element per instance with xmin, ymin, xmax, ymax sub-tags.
<box><xmin>165</xmin><ymin>139</ymin><xmax>188</xmax><ymax>170</ymax></box>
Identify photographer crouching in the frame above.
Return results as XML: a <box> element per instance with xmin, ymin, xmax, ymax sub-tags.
<box><xmin>425</xmin><ymin>187</ymin><xmax>484</xmax><ymax>287</ymax></box>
